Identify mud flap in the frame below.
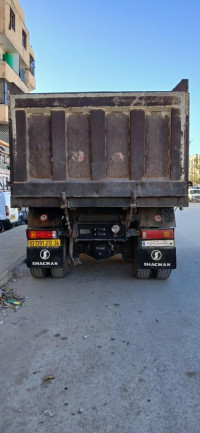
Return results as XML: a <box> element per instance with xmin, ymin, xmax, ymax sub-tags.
<box><xmin>136</xmin><ymin>247</ymin><xmax>176</xmax><ymax>270</ymax></box>
<box><xmin>26</xmin><ymin>246</ymin><xmax>65</xmax><ymax>268</ymax></box>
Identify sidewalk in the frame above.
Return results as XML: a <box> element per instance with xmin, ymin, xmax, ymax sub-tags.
<box><xmin>0</xmin><ymin>225</ymin><xmax>27</xmax><ymax>287</ymax></box>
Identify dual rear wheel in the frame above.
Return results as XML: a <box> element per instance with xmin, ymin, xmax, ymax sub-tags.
<box><xmin>132</xmin><ymin>259</ymin><xmax>172</xmax><ymax>280</ymax></box>
<box><xmin>30</xmin><ymin>263</ymin><xmax>69</xmax><ymax>279</ymax></box>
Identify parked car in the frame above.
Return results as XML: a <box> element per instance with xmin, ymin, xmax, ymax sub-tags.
<box><xmin>0</xmin><ymin>190</ymin><xmax>19</xmax><ymax>232</ymax></box>
<box><xmin>18</xmin><ymin>207</ymin><xmax>29</xmax><ymax>224</ymax></box>
<box><xmin>188</xmin><ymin>189</ymin><xmax>200</xmax><ymax>202</ymax></box>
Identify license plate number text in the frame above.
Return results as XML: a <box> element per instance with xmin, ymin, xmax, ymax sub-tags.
<box><xmin>28</xmin><ymin>239</ymin><xmax>61</xmax><ymax>247</ymax></box>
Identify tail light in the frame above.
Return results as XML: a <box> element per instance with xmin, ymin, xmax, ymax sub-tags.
<box><xmin>141</xmin><ymin>229</ymin><xmax>174</xmax><ymax>240</ymax></box>
<box><xmin>27</xmin><ymin>230</ymin><xmax>57</xmax><ymax>239</ymax></box>
<box><xmin>5</xmin><ymin>206</ymin><xmax>9</xmax><ymax>216</ymax></box>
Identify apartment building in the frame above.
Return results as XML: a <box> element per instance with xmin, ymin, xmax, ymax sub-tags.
<box><xmin>0</xmin><ymin>0</ymin><xmax>36</xmax><ymax>186</ymax></box>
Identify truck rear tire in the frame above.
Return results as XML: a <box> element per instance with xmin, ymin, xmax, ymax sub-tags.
<box><xmin>50</xmin><ymin>239</ymin><xmax>68</xmax><ymax>278</ymax></box>
<box><xmin>132</xmin><ymin>260</ymin><xmax>151</xmax><ymax>279</ymax></box>
<box><xmin>132</xmin><ymin>240</ymin><xmax>151</xmax><ymax>279</ymax></box>
<box><xmin>30</xmin><ymin>268</ymin><xmax>48</xmax><ymax>278</ymax></box>
<box><xmin>133</xmin><ymin>267</ymin><xmax>151</xmax><ymax>279</ymax></box>
<box><xmin>154</xmin><ymin>269</ymin><xmax>172</xmax><ymax>280</ymax></box>
<box><xmin>50</xmin><ymin>262</ymin><xmax>68</xmax><ymax>278</ymax></box>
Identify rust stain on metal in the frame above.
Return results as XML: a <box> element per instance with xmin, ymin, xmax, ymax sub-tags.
<box><xmin>28</xmin><ymin>114</ymin><xmax>52</xmax><ymax>179</ymax></box>
<box><xmin>67</xmin><ymin>113</ymin><xmax>90</xmax><ymax>179</ymax></box>
<box><xmin>130</xmin><ymin>109</ymin><xmax>145</xmax><ymax>180</ymax></box>
<box><xmin>106</xmin><ymin>112</ymin><xmax>129</xmax><ymax>178</ymax></box>
<box><xmin>145</xmin><ymin>112</ymin><xmax>169</xmax><ymax>178</ymax></box>
<box><xmin>15</xmin><ymin>110</ymin><xmax>28</xmax><ymax>182</ymax></box>
<box><xmin>171</xmin><ymin>108</ymin><xmax>183</xmax><ymax>180</ymax></box>
<box><xmin>14</xmin><ymin>94</ymin><xmax>181</xmax><ymax>109</ymax></box>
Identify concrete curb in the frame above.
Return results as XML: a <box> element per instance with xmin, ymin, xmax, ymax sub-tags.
<box><xmin>0</xmin><ymin>224</ymin><xmax>27</xmax><ymax>288</ymax></box>
<box><xmin>0</xmin><ymin>256</ymin><xmax>25</xmax><ymax>288</ymax></box>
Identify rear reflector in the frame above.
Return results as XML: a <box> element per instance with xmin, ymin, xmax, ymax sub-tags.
<box><xmin>141</xmin><ymin>229</ymin><xmax>174</xmax><ymax>240</ymax></box>
<box><xmin>27</xmin><ymin>230</ymin><xmax>57</xmax><ymax>239</ymax></box>
<box><xmin>5</xmin><ymin>206</ymin><xmax>9</xmax><ymax>216</ymax></box>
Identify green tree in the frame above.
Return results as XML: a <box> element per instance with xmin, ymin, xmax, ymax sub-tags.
<box><xmin>190</xmin><ymin>155</ymin><xmax>200</xmax><ymax>185</ymax></box>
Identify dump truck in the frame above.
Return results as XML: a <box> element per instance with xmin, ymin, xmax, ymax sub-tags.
<box><xmin>9</xmin><ymin>79</ymin><xmax>189</xmax><ymax>280</ymax></box>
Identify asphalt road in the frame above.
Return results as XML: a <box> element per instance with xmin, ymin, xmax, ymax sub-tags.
<box><xmin>0</xmin><ymin>204</ymin><xmax>200</xmax><ymax>433</ymax></box>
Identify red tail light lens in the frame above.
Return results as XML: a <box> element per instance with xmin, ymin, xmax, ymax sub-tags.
<box><xmin>141</xmin><ymin>229</ymin><xmax>174</xmax><ymax>240</ymax></box>
<box><xmin>5</xmin><ymin>206</ymin><xmax>9</xmax><ymax>216</ymax></box>
<box><xmin>27</xmin><ymin>230</ymin><xmax>57</xmax><ymax>239</ymax></box>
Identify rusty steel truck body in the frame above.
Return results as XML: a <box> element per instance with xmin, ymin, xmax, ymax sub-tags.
<box><xmin>9</xmin><ymin>79</ymin><xmax>189</xmax><ymax>280</ymax></box>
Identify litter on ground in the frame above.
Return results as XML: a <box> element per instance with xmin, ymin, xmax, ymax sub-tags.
<box><xmin>0</xmin><ymin>287</ymin><xmax>26</xmax><ymax>311</ymax></box>
<box><xmin>42</xmin><ymin>375</ymin><xmax>55</xmax><ymax>382</ymax></box>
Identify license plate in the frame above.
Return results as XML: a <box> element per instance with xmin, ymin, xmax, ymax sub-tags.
<box><xmin>28</xmin><ymin>239</ymin><xmax>61</xmax><ymax>247</ymax></box>
<box><xmin>142</xmin><ymin>240</ymin><xmax>175</xmax><ymax>247</ymax></box>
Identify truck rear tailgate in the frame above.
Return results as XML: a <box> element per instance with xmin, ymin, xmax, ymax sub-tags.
<box><xmin>10</xmin><ymin>80</ymin><xmax>189</xmax><ymax>208</ymax></box>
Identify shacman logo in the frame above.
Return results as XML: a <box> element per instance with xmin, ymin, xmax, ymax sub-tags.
<box><xmin>40</xmin><ymin>249</ymin><xmax>50</xmax><ymax>260</ymax></box>
<box><xmin>151</xmin><ymin>250</ymin><xmax>162</xmax><ymax>261</ymax></box>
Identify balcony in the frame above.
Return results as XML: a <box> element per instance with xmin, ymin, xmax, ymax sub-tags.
<box><xmin>0</xmin><ymin>60</ymin><xmax>29</xmax><ymax>93</ymax></box>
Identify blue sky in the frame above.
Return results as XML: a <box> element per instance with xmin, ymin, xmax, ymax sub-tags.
<box><xmin>20</xmin><ymin>0</ymin><xmax>200</xmax><ymax>155</ymax></box>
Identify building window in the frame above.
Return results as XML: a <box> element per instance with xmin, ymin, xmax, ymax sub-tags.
<box><xmin>0</xmin><ymin>79</ymin><xmax>8</xmax><ymax>105</ymax></box>
<box><xmin>9</xmin><ymin>8</ymin><xmax>15</xmax><ymax>31</ymax></box>
<box><xmin>30</xmin><ymin>55</ymin><xmax>35</xmax><ymax>76</ymax></box>
<box><xmin>22</xmin><ymin>30</ymin><xmax>27</xmax><ymax>49</ymax></box>
<box><xmin>19</xmin><ymin>67</ymin><xmax>26</xmax><ymax>84</ymax></box>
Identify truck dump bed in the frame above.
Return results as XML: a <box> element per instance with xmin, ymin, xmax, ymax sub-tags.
<box><xmin>10</xmin><ymin>79</ymin><xmax>189</xmax><ymax>208</ymax></box>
